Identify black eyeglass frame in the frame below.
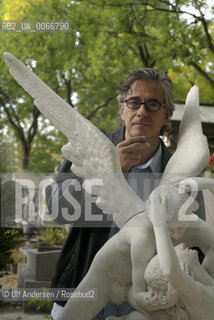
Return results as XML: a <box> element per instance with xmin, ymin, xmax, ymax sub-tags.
<box><xmin>122</xmin><ymin>98</ymin><xmax>166</xmax><ymax>112</ymax></box>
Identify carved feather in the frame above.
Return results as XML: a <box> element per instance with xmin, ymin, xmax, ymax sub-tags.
<box><xmin>3</xmin><ymin>52</ymin><xmax>145</xmax><ymax>227</ymax></box>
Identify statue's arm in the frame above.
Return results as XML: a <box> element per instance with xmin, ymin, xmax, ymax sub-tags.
<box><xmin>150</xmin><ymin>192</ymin><xmax>214</xmax><ymax>320</ymax></box>
<box><xmin>128</xmin><ymin>226</ymin><xmax>156</xmax><ymax>311</ymax></box>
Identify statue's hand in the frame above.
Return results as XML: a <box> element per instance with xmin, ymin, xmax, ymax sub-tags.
<box><xmin>147</xmin><ymin>187</ymin><xmax>169</xmax><ymax>227</ymax></box>
<box><xmin>180</xmin><ymin>261</ymin><xmax>195</xmax><ymax>279</ymax></box>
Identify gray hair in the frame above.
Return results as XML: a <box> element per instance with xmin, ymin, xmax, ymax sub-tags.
<box><xmin>116</xmin><ymin>68</ymin><xmax>175</xmax><ymax>113</ymax></box>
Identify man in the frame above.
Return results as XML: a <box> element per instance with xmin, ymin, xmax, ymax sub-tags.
<box><xmin>46</xmin><ymin>68</ymin><xmax>204</xmax><ymax>319</ymax></box>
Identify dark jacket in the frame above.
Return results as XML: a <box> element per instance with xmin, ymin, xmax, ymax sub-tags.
<box><xmin>46</xmin><ymin>126</ymin><xmax>204</xmax><ymax>307</ymax></box>
<box><xmin>46</xmin><ymin>127</ymin><xmax>128</xmax><ymax>305</ymax></box>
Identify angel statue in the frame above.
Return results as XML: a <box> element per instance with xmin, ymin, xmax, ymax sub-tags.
<box><xmin>3</xmin><ymin>52</ymin><xmax>214</xmax><ymax>320</ymax></box>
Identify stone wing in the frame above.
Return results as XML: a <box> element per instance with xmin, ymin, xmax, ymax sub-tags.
<box><xmin>4</xmin><ymin>52</ymin><xmax>145</xmax><ymax>228</ymax></box>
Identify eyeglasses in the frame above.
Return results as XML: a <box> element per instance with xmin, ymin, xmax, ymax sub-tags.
<box><xmin>123</xmin><ymin>98</ymin><xmax>166</xmax><ymax>112</ymax></box>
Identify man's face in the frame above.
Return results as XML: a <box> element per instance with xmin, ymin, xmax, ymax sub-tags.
<box><xmin>120</xmin><ymin>80</ymin><xmax>172</xmax><ymax>142</ymax></box>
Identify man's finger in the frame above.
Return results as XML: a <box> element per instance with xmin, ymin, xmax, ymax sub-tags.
<box><xmin>117</xmin><ymin>141</ymin><xmax>150</xmax><ymax>154</ymax></box>
<box><xmin>117</xmin><ymin>136</ymin><xmax>147</xmax><ymax>147</ymax></box>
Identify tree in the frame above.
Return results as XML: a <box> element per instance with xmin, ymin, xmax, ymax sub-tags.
<box><xmin>0</xmin><ymin>177</ymin><xmax>22</xmax><ymax>281</ymax></box>
<box><xmin>0</xmin><ymin>0</ymin><xmax>213</xmax><ymax>171</ymax></box>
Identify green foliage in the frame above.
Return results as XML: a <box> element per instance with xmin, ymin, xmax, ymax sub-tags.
<box><xmin>39</xmin><ymin>226</ymin><xmax>69</xmax><ymax>246</ymax></box>
<box><xmin>28</xmin><ymin>130</ymin><xmax>67</xmax><ymax>172</ymax></box>
<box><xmin>0</xmin><ymin>178</ymin><xmax>22</xmax><ymax>279</ymax></box>
<box><xmin>0</xmin><ymin>227</ymin><xmax>21</xmax><ymax>277</ymax></box>
<box><xmin>27</xmin><ymin>287</ymin><xmax>53</xmax><ymax>312</ymax></box>
<box><xmin>0</xmin><ymin>0</ymin><xmax>213</xmax><ymax>171</ymax></box>
<box><xmin>0</xmin><ymin>132</ymin><xmax>18</xmax><ymax>173</ymax></box>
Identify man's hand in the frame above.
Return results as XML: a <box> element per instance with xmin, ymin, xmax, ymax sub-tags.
<box><xmin>116</xmin><ymin>136</ymin><xmax>150</xmax><ymax>172</ymax></box>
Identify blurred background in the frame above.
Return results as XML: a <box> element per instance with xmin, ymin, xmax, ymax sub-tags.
<box><xmin>0</xmin><ymin>0</ymin><xmax>214</xmax><ymax>318</ymax></box>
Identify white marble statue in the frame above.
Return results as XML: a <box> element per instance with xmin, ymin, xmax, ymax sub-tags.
<box><xmin>144</xmin><ymin>186</ymin><xmax>214</xmax><ymax>320</ymax></box>
<box><xmin>4</xmin><ymin>52</ymin><xmax>214</xmax><ymax>320</ymax></box>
